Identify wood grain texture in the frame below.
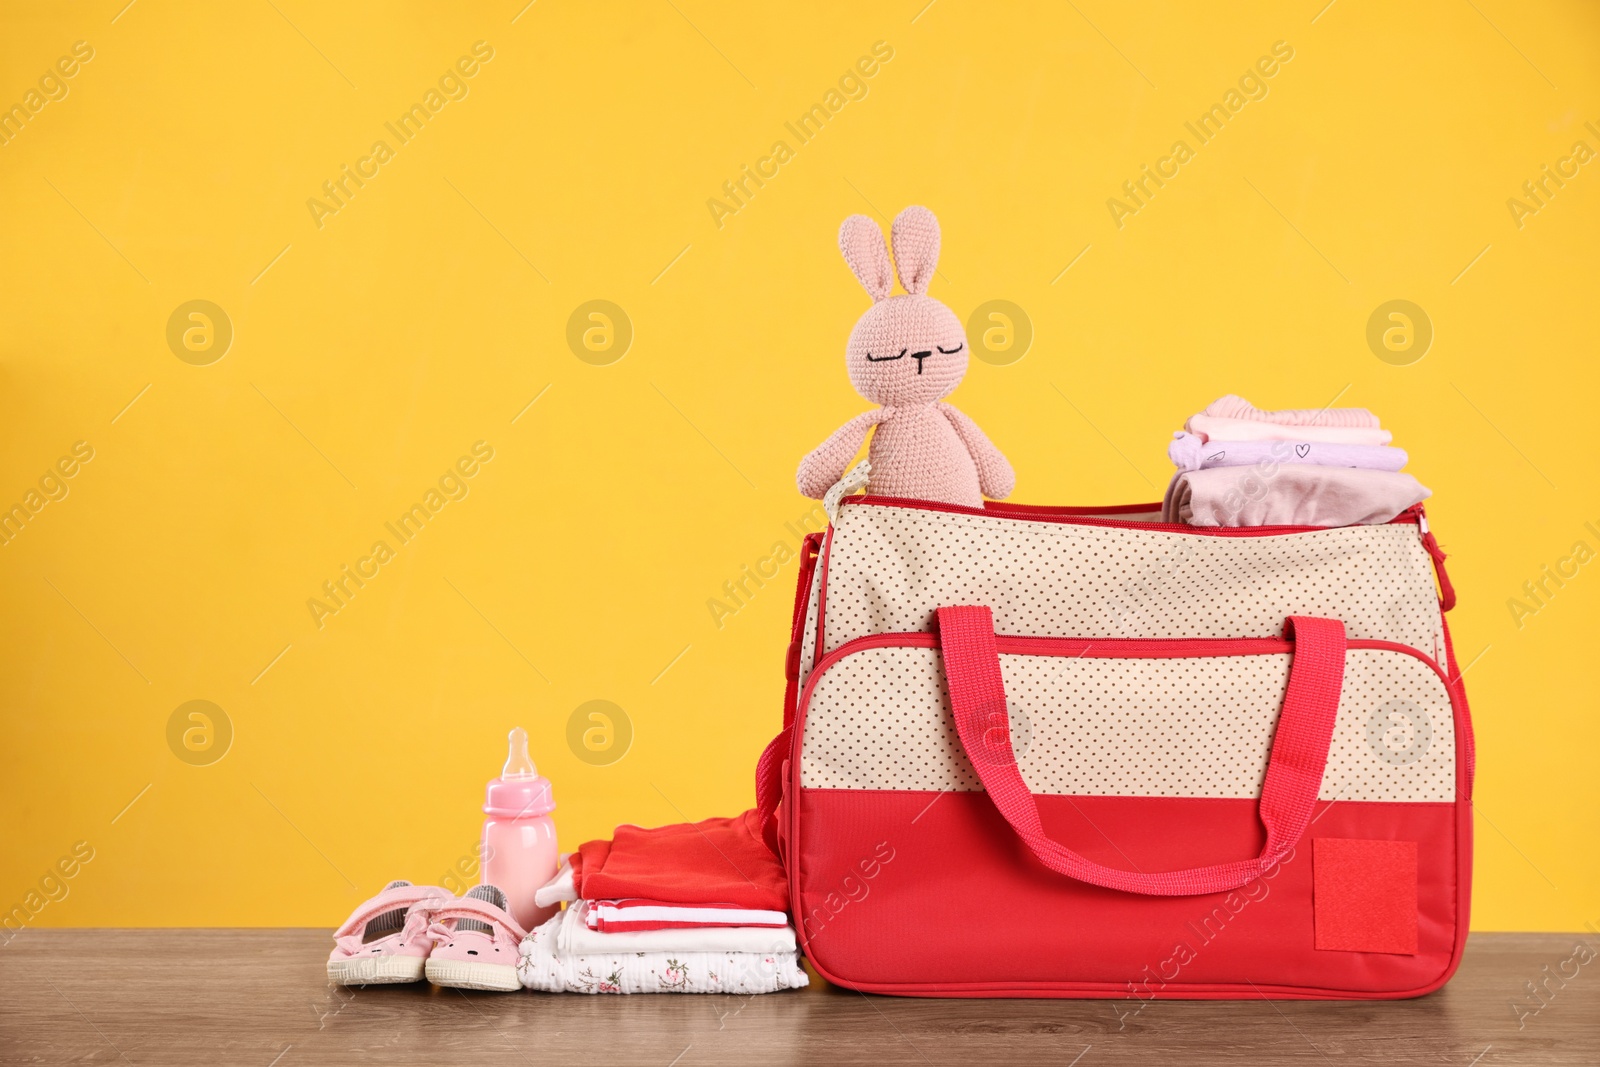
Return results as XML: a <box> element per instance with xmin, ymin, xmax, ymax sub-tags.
<box><xmin>0</xmin><ymin>930</ymin><xmax>1593</xmax><ymax>1065</ymax></box>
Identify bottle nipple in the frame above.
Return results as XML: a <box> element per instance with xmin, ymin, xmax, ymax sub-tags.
<box><xmin>501</xmin><ymin>726</ymin><xmax>537</xmax><ymax>780</ymax></box>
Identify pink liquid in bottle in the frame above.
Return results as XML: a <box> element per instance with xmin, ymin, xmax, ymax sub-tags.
<box><xmin>481</xmin><ymin>727</ymin><xmax>559</xmax><ymax>931</ymax></box>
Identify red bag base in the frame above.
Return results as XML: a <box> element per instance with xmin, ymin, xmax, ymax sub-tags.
<box><xmin>791</xmin><ymin>790</ymin><xmax>1467</xmax><ymax>1000</ymax></box>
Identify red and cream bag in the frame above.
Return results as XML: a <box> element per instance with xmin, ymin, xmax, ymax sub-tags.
<box><xmin>756</xmin><ymin>494</ymin><xmax>1472</xmax><ymax>999</ymax></box>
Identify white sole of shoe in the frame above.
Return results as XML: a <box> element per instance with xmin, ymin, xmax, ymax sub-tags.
<box><xmin>327</xmin><ymin>954</ymin><xmax>427</xmax><ymax>985</ymax></box>
<box><xmin>425</xmin><ymin>957</ymin><xmax>521</xmax><ymax>992</ymax></box>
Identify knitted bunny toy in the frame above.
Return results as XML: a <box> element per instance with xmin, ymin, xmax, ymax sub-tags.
<box><xmin>796</xmin><ymin>206</ymin><xmax>1014</xmax><ymax>509</ymax></box>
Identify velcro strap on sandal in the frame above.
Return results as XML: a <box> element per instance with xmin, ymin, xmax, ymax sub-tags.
<box><xmin>424</xmin><ymin>898</ymin><xmax>528</xmax><ymax>945</ymax></box>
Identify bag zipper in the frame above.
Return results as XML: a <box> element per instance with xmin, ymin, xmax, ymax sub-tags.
<box><xmin>811</xmin><ymin>628</ymin><xmax>1446</xmax><ymax>670</ymax></box>
<box><xmin>841</xmin><ymin>494</ymin><xmax>1426</xmax><ymax>537</ymax></box>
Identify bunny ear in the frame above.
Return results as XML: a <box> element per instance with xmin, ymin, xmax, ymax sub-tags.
<box><xmin>889</xmin><ymin>206</ymin><xmax>940</xmax><ymax>295</ymax></box>
<box><xmin>839</xmin><ymin>215</ymin><xmax>893</xmax><ymax>301</ymax></box>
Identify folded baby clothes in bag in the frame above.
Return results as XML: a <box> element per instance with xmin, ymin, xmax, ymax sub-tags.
<box><xmin>1162</xmin><ymin>466</ymin><xmax>1432</xmax><ymax>527</ymax></box>
<box><xmin>1202</xmin><ymin>393</ymin><xmax>1383</xmax><ymax>428</ymax></box>
<box><xmin>1185</xmin><ymin>413</ymin><xmax>1393</xmax><ymax>447</ymax></box>
<box><xmin>1165</xmin><ymin>397</ymin><xmax>1428</xmax><ymax>527</ymax></box>
<box><xmin>1167</xmin><ymin>432</ymin><xmax>1408</xmax><ymax>474</ymax></box>
<box><xmin>756</xmin><ymin>486</ymin><xmax>1471</xmax><ymax>999</ymax></box>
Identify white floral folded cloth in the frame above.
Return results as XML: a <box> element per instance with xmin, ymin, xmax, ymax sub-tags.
<box><xmin>517</xmin><ymin>912</ymin><xmax>809</xmax><ymax>995</ymax></box>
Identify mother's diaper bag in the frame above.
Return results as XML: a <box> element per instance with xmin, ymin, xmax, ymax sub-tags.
<box><xmin>756</xmin><ymin>493</ymin><xmax>1471</xmax><ymax>999</ymax></box>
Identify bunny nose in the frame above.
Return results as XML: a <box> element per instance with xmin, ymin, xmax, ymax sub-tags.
<box><xmin>910</xmin><ymin>351</ymin><xmax>931</xmax><ymax>374</ymax></box>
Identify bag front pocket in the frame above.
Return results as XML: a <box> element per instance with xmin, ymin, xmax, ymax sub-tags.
<box><xmin>798</xmin><ymin>621</ymin><xmax>1458</xmax><ymax>808</ymax></box>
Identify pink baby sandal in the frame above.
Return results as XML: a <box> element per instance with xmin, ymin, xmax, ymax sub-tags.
<box><xmin>327</xmin><ymin>880</ymin><xmax>451</xmax><ymax>986</ymax></box>
<box><xmin>423</xmin><ymin>884</ymin><xmax>527</xmax><ymax>992</ymax></box>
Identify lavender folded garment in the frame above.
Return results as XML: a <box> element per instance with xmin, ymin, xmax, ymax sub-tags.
<box><xmin>1162</xmin><ymin>466</ymin><xmax>1431</xmax><ymax>527</ymax></box>
<box><xmin>1185</xmin><ymin>413</ymin><xmax>1392</xmax><ymax>447</ymax></box>
<box><xmin>1168</xmin><ymin>432</ymin><xmax>1408</xmax><ymax>473</ymax></box>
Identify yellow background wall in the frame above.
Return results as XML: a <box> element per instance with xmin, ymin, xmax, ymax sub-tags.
<box><xmin>2</xmin><ymin>1</ymin><xmax>1595</xmax><ymax>932</ymax></box>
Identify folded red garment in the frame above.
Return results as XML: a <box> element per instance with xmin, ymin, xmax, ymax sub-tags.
<box><xmin>573</xmin><ymin>808</ymin><xmax>788</xmax><ymax>913</ymax></box>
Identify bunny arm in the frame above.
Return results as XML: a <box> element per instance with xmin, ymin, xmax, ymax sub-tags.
<box><xmin>939</xmin><ymin>403</ymin><xmax>1015</xmax><ymax>499</ymax></box>
<box><xmin>796</xmin><ymin>409</ymin><xmax>887</xmax><ymax>499</ymax></box>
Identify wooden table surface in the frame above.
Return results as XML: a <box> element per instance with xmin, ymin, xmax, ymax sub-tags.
<box><xmin>0</xmin><ymin>930</ymin><xmax>1593</xmax><ymax>1065</ymax></box>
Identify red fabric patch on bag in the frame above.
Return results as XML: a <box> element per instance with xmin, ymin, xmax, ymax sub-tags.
<box><xmin>1313</xmin><ymin>838</ymin><xmax>1417</xmax><ymax>954</ymax></box>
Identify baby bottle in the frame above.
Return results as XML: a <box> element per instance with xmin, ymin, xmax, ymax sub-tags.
<box><xmin>481</xmin><ymin>727</ymin><xmax>559</xmax><ymax>931</ymax></box>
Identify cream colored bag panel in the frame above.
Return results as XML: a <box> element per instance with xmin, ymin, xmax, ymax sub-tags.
<box><xmin>818</xmin><ymin>504</ymin><xmax>1444</xmax><ymax>658</ymax></box>
<box><xmin>798</xmin><ymin>645</ymin><xmax>1456</xmax><ymax>803</ymax></box>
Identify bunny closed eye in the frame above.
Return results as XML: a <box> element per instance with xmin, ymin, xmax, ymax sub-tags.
<box><xmin>864</xmin><ymin>343</ymin><xmax>963</xmax><ymax>375</ymax></box>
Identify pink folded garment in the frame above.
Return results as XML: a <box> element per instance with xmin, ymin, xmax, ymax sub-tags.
<box><xmin>1185</xmin><ymin>414</ymin><xmax>1392</xmax><ymax>447</ymax></box>
<box><xmin>1168</xmin><ymin>432</ymin><xmax>1408</xmax><ymax>473</ymax></box>
<box><xmin>1161</xmin><ymin>465</ymin><xmax>1430</xmax><ymax>527</ymax></box>
<box><xmin>1204</xmin><ymin>394</ymin><xmax>1381</xmax><ymax>429</ymax></box>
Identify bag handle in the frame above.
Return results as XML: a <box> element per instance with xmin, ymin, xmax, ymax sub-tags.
<box><xmin>936</xmin><ymin>606</ymin><xmax>1347</xmax><ymax>897</ymax></box>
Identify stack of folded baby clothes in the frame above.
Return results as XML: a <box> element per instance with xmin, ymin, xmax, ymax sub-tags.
<box><xmin>1161</xmin><ymin>394</ymin><xmax>1431</xmax><ymax>527</ymax></box>
<box><xmin>518</xmin><ymin>808</ymin><xmax>808</xmax><ymax>995</ymax></box>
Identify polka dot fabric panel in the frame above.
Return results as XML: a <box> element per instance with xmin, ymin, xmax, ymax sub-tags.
<box><xmin>813</xmin><ymin>504</ymin><xmax>1444</xmax><ymax>665</ymax></box>
<box><xmin>798</xmin><ymin>643</ymin><xmax>1456</xmax><ymax>802</ymax></box>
